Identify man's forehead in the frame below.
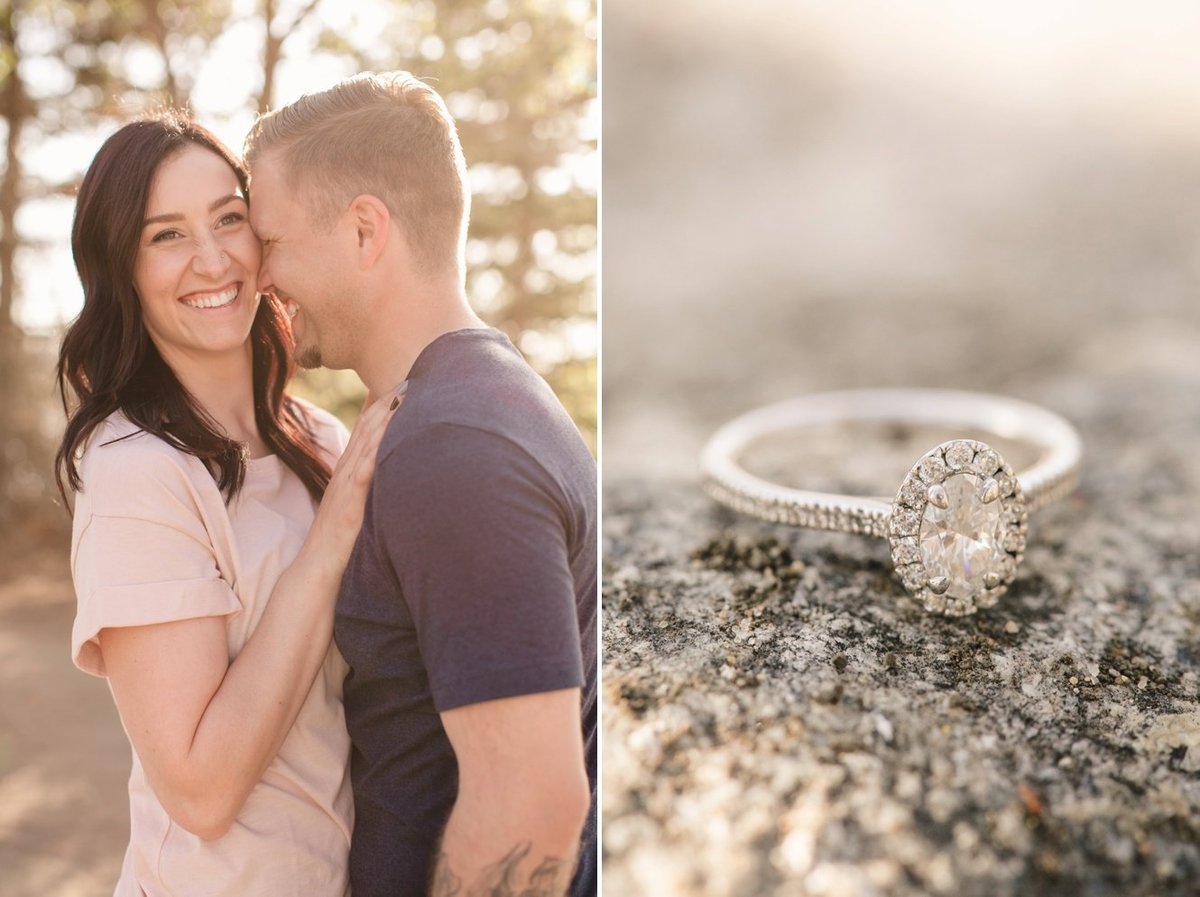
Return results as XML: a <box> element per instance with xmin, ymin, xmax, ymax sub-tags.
<box><xmin>247</xmin><ymin>163</ymin><xmax>287</xmax><ymax>223</ymax></box>
<box><xmin>248</xmin><ymin>149</ymin><xmax>289</xmax><ymax>186</ymax></box>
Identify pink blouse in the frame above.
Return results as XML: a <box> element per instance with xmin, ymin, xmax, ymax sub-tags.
<box><xmin>70</xmin><ymin>404</ymin><xmax>352</xmax><ymax>897</ymax></box>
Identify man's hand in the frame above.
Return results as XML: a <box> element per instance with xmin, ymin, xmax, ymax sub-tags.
<box><xmin>431</xmin><ymin>688</ymin><xmax>589</xmax><ymax>896</ymax></box>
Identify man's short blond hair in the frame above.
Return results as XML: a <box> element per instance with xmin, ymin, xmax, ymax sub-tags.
<box><xmin>245</xmin><ymin>72</ymin><xmax>469</xmax><ymax>276</ymax></box>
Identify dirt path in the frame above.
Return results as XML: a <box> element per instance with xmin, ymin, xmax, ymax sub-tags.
<box><xmin>0</xmin><ymin>544</ymin><xmax>127</xmax><ymax>897</ymax></box>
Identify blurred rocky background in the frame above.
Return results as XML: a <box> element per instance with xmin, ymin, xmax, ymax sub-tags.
<box><xmin>0</xmin><ymin>1</ymin><xmax>594</xmax><ymax>893</ymax></box>
<box><xmin>603</xmin><ymin>1</ymin><xmax>1200</xmax><ymax>895</ymax></box>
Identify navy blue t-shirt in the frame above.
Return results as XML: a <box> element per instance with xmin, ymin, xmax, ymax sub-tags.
<box><xmin>335</xmin><ymin>328</ymin><xmax>597</xmax><ymax>896</ymax></box>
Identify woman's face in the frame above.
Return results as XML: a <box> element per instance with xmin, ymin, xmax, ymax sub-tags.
<box><xmin>132</xmin><ymin>145</ymin><xmax>262</xmax><ymax>365</ymax></box>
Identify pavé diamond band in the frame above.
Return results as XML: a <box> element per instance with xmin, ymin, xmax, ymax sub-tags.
<box><xmin>701</xmin><ymin>389</ymin><xmax>1082</xmax><ymax>616</ymax></box>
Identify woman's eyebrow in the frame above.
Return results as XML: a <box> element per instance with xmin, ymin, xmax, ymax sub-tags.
<box><xmin>143</xmin><ymin>193</ymin><xmax>244</xmax><ymax>227</ymax></box>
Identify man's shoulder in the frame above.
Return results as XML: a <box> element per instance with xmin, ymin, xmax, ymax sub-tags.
<box><xmin>385</xmin><ymin>328</ymin><xmax>588</xmax><ymax>465</ymax></box>
<box><xmin>377</xmin><ymin>421</ymin><xmax>532</xmax><ymax>486</ymax></box>
<box><xmin>367</xmin><ymin>328</ymin><xmax>594</xmax><ymax>520</ymax></box>
<box><xmin>379</xmin><ymin>401</ymin><xmax>590</xmax><ymax>491</ymax></box>
<box><xmin>413</xmin><ymin>327</ymin><xmax>556</xmax><ymax>412</ymax></box>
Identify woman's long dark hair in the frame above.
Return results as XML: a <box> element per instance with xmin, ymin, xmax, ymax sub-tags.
<box><xmin>55</xmin><ymin>110</ymin><xmax>332</xmax><ymax>505</ymax></box>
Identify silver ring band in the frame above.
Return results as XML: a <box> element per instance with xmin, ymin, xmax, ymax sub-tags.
<box><xmin>701</xmin><ymin>389</ymin><xmax>1082</xmax><ymax>615</ymax></box>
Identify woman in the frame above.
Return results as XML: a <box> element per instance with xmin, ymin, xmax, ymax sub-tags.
<box><xmin>55</xmin><ymin>110</ymin><xmax>392</xmax><ymax>896</ymax></box>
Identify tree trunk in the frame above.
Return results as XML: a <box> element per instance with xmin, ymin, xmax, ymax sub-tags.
<box><xmin>142</xmin><ymin>0</ymin><xmax>183</xmax><ymax>106</ymax></box>
<box><xmin>258</xmin><ymin>0</ymin><xmax>322</xmax><ymax>114</ymax></box>
<box><xmin>259</xmin><ymin>0</ymin><xmax>280</xmax><ymax>113</ymax></box>
<box><xmin>0</xmin><ymin>3</ymin><xmax>27</xmax><ymax>521</ymax></box>
<box><xmin>0</xmin><ymin>4</ymin><xmax>27</xmax><ymax>342</ymax></box>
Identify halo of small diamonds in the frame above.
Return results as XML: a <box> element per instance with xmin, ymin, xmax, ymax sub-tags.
<box><xmin>888</xmin><ymin>439</ymin><xmax>1028</xmax><ymax>616</ymax></box>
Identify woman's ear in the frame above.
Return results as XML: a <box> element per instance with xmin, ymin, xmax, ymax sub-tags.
<box><xmin>347</xmin><ymin>194</ymin><xmax>391</xmax><ymax>268</ymax></box>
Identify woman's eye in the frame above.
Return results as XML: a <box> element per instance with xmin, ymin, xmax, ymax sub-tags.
<box><xmin>219</xmin><ymin>212</ymin><xmax>245</xmax><ymax>226</ymax></box>
<box><xmin>151</xmin><ymin>229</ymin><xmax>181</xmax><ymax>243</ymax></box>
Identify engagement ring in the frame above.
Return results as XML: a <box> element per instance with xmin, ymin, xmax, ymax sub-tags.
<box><xmin>701</xmin><ymin>390</ymin><xmax>1082</xmax><ymax>616</ymax></box>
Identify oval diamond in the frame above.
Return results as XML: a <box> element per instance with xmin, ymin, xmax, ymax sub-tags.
<box><xmin>890</xmin><ymin>439</ymin><xmax>1027</xmax><ymax>614</ymax></box>
<box><xmin>918</xmin><ymin>473</ymin><xmax>1006</xmax><ymax>599</ymax></box>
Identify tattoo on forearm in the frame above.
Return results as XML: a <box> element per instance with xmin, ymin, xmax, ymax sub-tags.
<box><xmin>431</xmin><ymin>842</ymin><xmax>573</xmax><ymax>897</ymax></box>
<box><xmin>519</xmin><ymin>856</ymin><xmax>572</xmax><ymax>897</ymax></box>
<box><xmin>431</xmin><ymin>854</ymin><xmax>463</xmax><ymax>897</ymax></box>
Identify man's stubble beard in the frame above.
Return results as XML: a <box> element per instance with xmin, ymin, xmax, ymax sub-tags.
<box><xmin>295</xmin><ymin>292</ymin><xmax>355</xmax><ymax>371</ymax></box>
<box><xmin>296</xmin><ymin>343</ymin><xmax>323</xmax><ymax>369</ymax></box>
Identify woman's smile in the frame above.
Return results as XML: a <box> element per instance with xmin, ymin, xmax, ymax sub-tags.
<box><xmin>180</xmin><ymin>281</ymin><xmax>243</xmax><ymax>311</ymax></box>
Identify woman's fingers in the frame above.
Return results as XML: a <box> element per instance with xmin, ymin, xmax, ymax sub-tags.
<box><xmin>306</xmin><ymin>388</ymin><xmax>405</xmax><ymax>565</ymax></box>
<box><xmin>330</xmin><ymin>387</ymin><xmax>404</xmax><ymax>496</ymax></box>
<box><xmin>353</xmin><ymin>391</ymin><xmax>402</xmax><ymax>486</ymax></box>
<box><xmin>337</xmin><ymin>388</ymin><xmax>399</xmax><ymax>473</ymax></box>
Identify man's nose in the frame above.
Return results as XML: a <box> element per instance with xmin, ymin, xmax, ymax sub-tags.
<box><xmin>256</xmin><ymin>263</ymin><xmax>274</xmax><ymax>296</ymax></box>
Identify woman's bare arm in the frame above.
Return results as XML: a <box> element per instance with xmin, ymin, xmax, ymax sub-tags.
<box><xmin>98</xmin><ymin>394</ymin><xmax>395</xmax><ymax>839</ymax></box>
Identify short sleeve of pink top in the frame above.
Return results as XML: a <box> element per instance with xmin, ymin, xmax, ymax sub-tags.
<box><xmin>70</xmin><ymin>402</ymin><xmax>353</xmax><ymax>897</ymax></box>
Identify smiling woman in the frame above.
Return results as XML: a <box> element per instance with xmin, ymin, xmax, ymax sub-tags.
<box><xmin>133</xmin><ymin>147</ymin><xmax>262</xmax><ymax>375</ymax></box>
<box><xmin>51</xmin><ymin>110</ymin><xmax>399</xmax><ymax>897</ymax></box>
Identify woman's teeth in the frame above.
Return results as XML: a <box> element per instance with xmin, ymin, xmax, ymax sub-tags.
<box><xmin>182</xmin><ymin>285</ymin><xmax>239</xmax><ymax>309</ymax></box>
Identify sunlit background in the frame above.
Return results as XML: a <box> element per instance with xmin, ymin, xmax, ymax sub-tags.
<box><xmin>1</xmin><ymin>0</ymin><xmax>596</xmax><ymax>526</ymax></box>
<box><xmin>0</xmin><ymin>1</ymin><xmax>594</xmax><ymax>893</ymax></box>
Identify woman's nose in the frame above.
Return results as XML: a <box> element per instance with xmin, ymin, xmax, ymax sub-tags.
<box><xmin>191</xmin><ymin>236</ymin><xmax>230</xmax><ymax>277</ymax></box>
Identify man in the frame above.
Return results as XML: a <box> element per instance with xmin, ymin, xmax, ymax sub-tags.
<box><xmin>244</xmin><ymin>72</ymin><xmax>596</xmax><ymax>897</ymax></box>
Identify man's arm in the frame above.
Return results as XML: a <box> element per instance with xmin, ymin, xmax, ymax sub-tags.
<box><xmin>430</xmin><ymin>687</ymin><xmax>590</xmax><ymax>897</ymax></box>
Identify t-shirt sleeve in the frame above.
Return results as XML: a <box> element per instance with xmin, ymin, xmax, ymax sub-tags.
<box><xmin>70</xmin><ymin>439</ymin><xmax>241</xmax><ymax>678</ymax></box>
<box><xmin>376</xmin><ymin>423</ymin><xmax>584</xmax><ymax>712</ymax></box>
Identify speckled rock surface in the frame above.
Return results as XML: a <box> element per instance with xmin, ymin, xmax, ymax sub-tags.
<box><xmin>602</xmin><ymin>3</ymin><xmax>1200</xmax><ymax>895</ymax></box>
<box><xmin>604</xmin><ymin>463</ymin><xmax>1200</xmax><ymax>896</ymax></box>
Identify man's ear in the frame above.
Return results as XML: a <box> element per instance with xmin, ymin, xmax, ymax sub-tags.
<box><xmin>347</xmin><ymin>194</ymin><xmax>391</xmax><ymax>268</ymax></box>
